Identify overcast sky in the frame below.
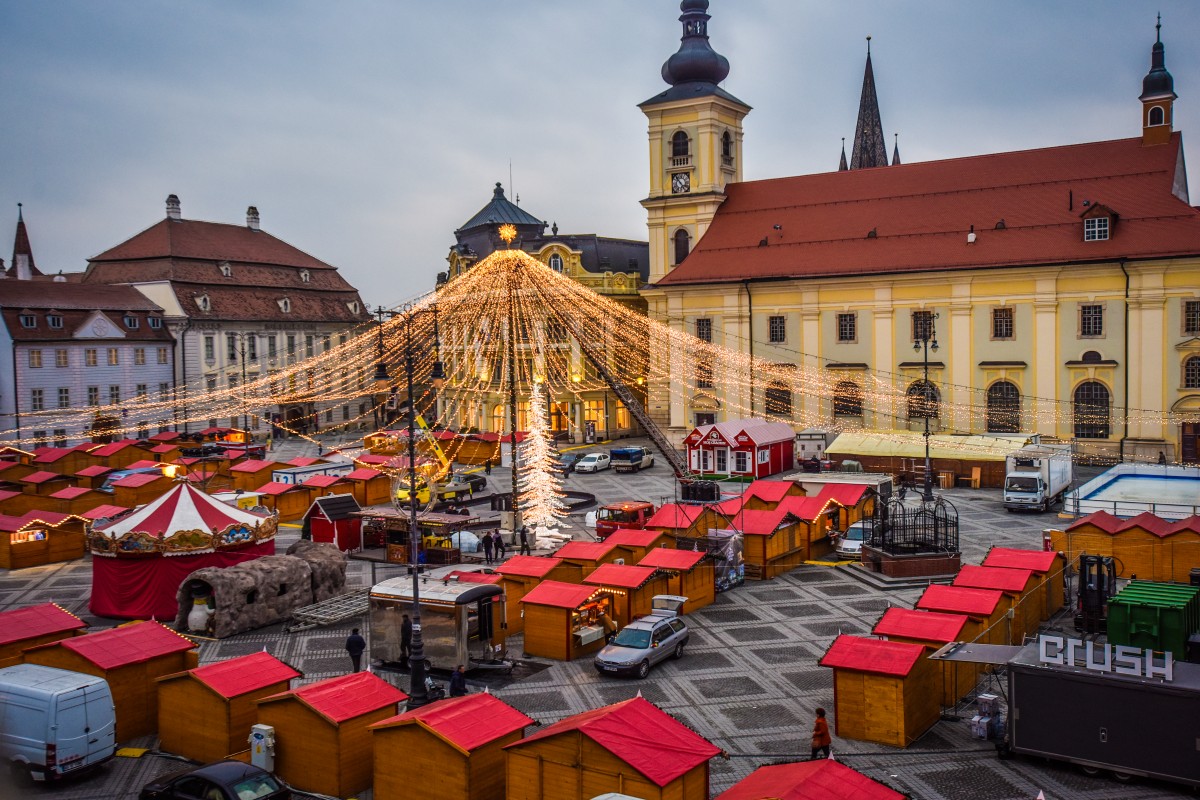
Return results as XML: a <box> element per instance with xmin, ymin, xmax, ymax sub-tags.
<box><xmin>2</xmin><ymin>1</ymin><xmax>1197</xmax><ymax>307</ymax></box>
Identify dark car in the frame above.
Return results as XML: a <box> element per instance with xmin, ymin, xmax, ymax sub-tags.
<box><xmin>462</xmin><ymin>472</ymin><xmax>488</xmax><ymax>493</ymax></box>
<box><xmin>559</xmin><ymin>452</ymin><xmax>582</xmax><ymax>475</ymax></box>
<box><xmin>139</xmin><ymin>761</ymin><xmax>290</xmax><ymax>800</ymax></box>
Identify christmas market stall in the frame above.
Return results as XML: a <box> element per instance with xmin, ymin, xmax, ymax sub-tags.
<box><xmin>253</xmin><ymin>480</ymin><xmax>315</xmax><ymax>522</ymax></box>
<box><xmin>229</xmin><ymin>459</ymin><xmax>287</xmax><ymax>492</ymax></box>
<box><xmin>301</xmin><ymin>493</ymin><xmax>363</xmax><ymax>553</ymax></box>
<box><xmin>355</xmin><ymin>508</ymin><xmax>478</xmax><ymax>566</ymax></box>
<box><xmin>553</xmin><ymin>540</ymin><xmax>625</xmax><ymax>580</ymax></box>
<box><xmin>601</xmin><ymin>527</ymin><xmax>674</xmax><ymax>563</ymax></box>
<box><xmin>0</xmin><ymin>603</ymin><xmax>85</xmax><ymax>667</ymax></box>
<box><xmin>916</xmin><ymin>584</ymin><xmax>1008</xmax><ymax>645</ymax></box>
<box><xmin>637</xmin><ymin>548</ymin><xmax>714</xmax><ymax>613</ymax></box>
<box><xmin>582</xmin><ymin>564</ymin><xmax>671</xmax><ymax>628</ymax></box>
<box><xmin>495</xmin><ymin>555</ymin><xmax>583</xmax><ymax>634</ymax></box>
<box><xmin>370</xmin><ymin>692</ymin><xmax>534</xmax><ymax>800</ymax></box>
<box><xmin>982</xmin><ymin>546</ymin><xmax>1065</xmax><ymax>617</ymax></box>
<box><xmin>74</xmin><ymin>464</ymin><xmax>114</xmax><ymax>490</ymax></box>
<box><xmin>872</xmin><ymin>607</ymin><xmax>979</xmax><ymax>706</ymax></box>
<box><xmin>645</xmin><ymin>503</ymin><xmax>705</xmax><ymax>536</ymax></box>
<box><xmin>255</xmin><ymin>671</ymin><xmax>408</xmax><ymax>798</ymax></box>
<box><xmin>45</xmin><ymin>485</ymin><xmax>111</xmax><ymax>516</ymax></box>
<box><xmin>31</xmin><ymin>445</ymin><xmax>103</xmax><ymax>476</ymax></box>
<box><xmin>504</xmin><ymin>696</ymin><xmax>720</xmax><ymax>800</ymax></box>
<box><xmin>715</xmin><ymin>760</ymin><xmax>905</xmax><ymax>800</ymax></box>
<box><xmin>19</xmin><ymin>470</ymin><xmax>74</xmax><ymax>497</ymax></box>
<box><xmin>343</xmin><ymin>467</ymin><xmax>392</xmax><ymax>506</ymax></box>
<box><xmin>953</xmin><ymin>565</ymin><xmax>1042</xmax><ymax>643</ymax></box>
<box><xmin>818</xmin><ymin>634</ymin><xmax>940</xmax><ymax>748</ymax></box>
<box><xmin>0</xmin><ymin>510</ymin><xmax>86</xmax><ymax>569</ymax></box>
<box><xmin>1048</xmin><ymin>511</ymin><xmax>1200</xmax><ymax>583</ymax></box>
<box><xmin>22</xmin><ymin>620</ymin><xmax>197</xmax><ymax>741</ymax></box>
<box><xmin>111</xmin><ymin>471</ymin><xmax>175</xmax><ymax>509</ymax></box>
<box><xmin>88</xmin><ymin>483</ymin><xmax>277</xmax><ymax>620</ymax></box>
<box><xmin>519</xmin><ymin>580</ymin><xmax>614</xmax><ymax>661</ymax></box>
<box><xmin>156</xmin><ymin>651</ymin><xmax>300</xmax><ymax>763</ymax></box>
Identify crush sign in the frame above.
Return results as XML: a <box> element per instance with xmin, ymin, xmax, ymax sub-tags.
<box><xmin>1037</xmin><ymin>634</ymin><xmax>1174</xmax><ymax>682</ymax></box>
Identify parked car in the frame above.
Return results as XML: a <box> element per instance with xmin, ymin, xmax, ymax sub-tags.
<box><xmin>834</xmin><ymin>519</ymin><xmax>874</xmax><ymax>560</ymax></box>
<box><xmin>574</xmin><ymin>453</ymin><xmax>611</xmax><ymax>473</ymax></box>
<box><xmin>594</xmin><ymin>596</ymin><xmax>689</xmax><ymax>678</ymax></box>
<box><xmin>558</xmin><ymin>452</ymin><xmax>583</xmax><ymax>475</ymax></box>
<box><xmin>139</xmin><ymin>760</ymin><xmax>290</xmax><ymax>800</ymax></box>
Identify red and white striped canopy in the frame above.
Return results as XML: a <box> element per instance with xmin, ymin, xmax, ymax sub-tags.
<box><xmin>94</xmin><ymin>482</ymin><xmax>270</xmax><ymax>539</ymax></box>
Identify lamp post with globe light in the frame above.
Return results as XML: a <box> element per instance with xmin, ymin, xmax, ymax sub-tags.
<box><xmin>912</xmin><ymin>313</ymin><xmax>939</xmax><ymax>502</ymax></box>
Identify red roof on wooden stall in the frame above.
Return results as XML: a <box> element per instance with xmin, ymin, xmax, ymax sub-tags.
<box><xmin>602</xmin><ymin>528</ymin><xmax>667</xmax><ymax>548</ymax></box>
<box><xmin>81</xmin><ymin>504</ymin><xmax>130</xmax><ymax>520</ymax></box>
<box><xmin>916</xmin><ymin>584</ymin><xmax>1004</xmax><ymax>617</ymax></box>
<box><xmin>371</xmin><ymin>692</ymin><xmax>533</xmax><ymax>753</ymax></box>
<box><xmin>90</xmin><ymin>440</ymin><xmax>138</xmax><ymax>458</ymax></box>
<box><xmin>813</xmin><ymin>483</ymin><xmax>869</xmax><ymax>506</ymax></box>
<box><xmin>637</xmin><ymin>548</ymin><xmax>707</xmax><ymax>571</ymax></box>
<box><xmin>1066</xmin><ymin>510</ymin><xmax>1200</xmax><ymax>538</ymax></box>
<box><xmin>444</xmin><ymin>570</ymin><xmax>502</xmax><ymax>585</ymax></box>
<box><xmin>982</xmin><ymin>547</ymin><xmax>1060</xmax><ymax>573</ymax></box>
<box><xmin>50</xmin><ymin>621</ymin><xmax>194</xmax><ymax>669</ymax></box>
<box><xmin>181</xmin><ymin>652</ymin><xmax>301</xmax><ymax>698</ymax></box>
<box><xmin>260</xmin><ymin>672</ymin><xmax>408</xmax><ymax>724</ymax></box>
<box><xmin>49</xmin><ymin>486</ymin><xmax>93</xmax><ymax>500</ymax></box>
<box><xmin>508</xmin><ymin>696</ymin><xmax>720</xmax><ymax>788</ymax></box>
<box><xmin>716</xmin><ymin>759</ymin><xmax>905</xmax><ymax>800</ymax></box>
<box><xmin>646</xmin><ymin>503</ymin><xmax>704</xmax><ymax>530</ymax></box>
<box><xmin>953</xmin><ymin>565</ymin><xmax>1035</xmax><ymax>594</ymax></box>
<box><xmin>872</xmin><ymin>607</ymin><xmax>969</xmax><ymax>644</ymax></box>
<box><xmin>19</xmin><ymin>510</ymin><xmax>73</xmax><ymax>527</ymax></box>
<box><xmin>33</xmin><ymin>448</ymin><xmax>73</xmax><ymax>464</ymax></box>
<box><xmin>255</xmin><ymin>481</ymin><xmax>303</xmax><ymax>496</ymax></box>
<box><xmin>742</xmin><ymin>480</ymin><xmax>796</xmax><ymax>504</ymax></box>
<box><xmin>726</xmin><ymin>507</ymin><xmax>792</xmax><ymax>535</ymax></box>
<box><xmin>76</xmin><ymin>465</ymin><xmax>114</xmax><ymax>478</ymax></box>
<box><xmin>583</xmin><ymin>563</ymin><xmax>660</xmax><ymax>589</ymax></box>
<box><xmin>149</xmin><ymin>431</ymin><xmax>181</xmax><ymax>442</ymax></box>
<box><xmin>302</xmin><ymin>474</ymin><xmax>345</xmax><ymax>488</ymax></box>
<box><xmin>495</xmin><ymin>555</ymin><xmax>565</xmax><ymax>579</ymax></box>
<box><xmin>819</xmin><ymin>634</ymin><xmax>925</xmax><ymax>677</ymax></box>
<box><xmin>112</xmin><ymin>472</ymin><xmax>164</xmax><ymax>488</ymax></box>
<box><xmin>0</xmin><ymin>490</ymin><xmax>19</xmax><ymax>503</ymax></box>
<box><xmin>555</xmin><ymin>540</ymin><xmax>619</xmax><ymax>560</ymax></box>
<box><xmin>288</xmin><ymin>457</ymin><xmax>322</xmax><ymax>467</ymax></box>
<box><xmin>21</xmin><ymin>470</ymin><xmax>69</xmax><ymax>485</ymax></box>
<box><xmin>776</xmin><ymin>495</ymin><xmax>841</xmax><ymax>522</ymax></box>
<box><xmin>125</xmin><ymin>460</ymin><xmax>162</xmax><ymax>470</ymax></box>
<box><xmin>150</xmin><ymin>444</ymin><xmax>178</xmax><ymax>454</ymax></box>
<box><xmin>345</xmin><ymin>467</ymin><xmax>383</xmax><ymax>481</ymax></box>
<box><xmin>0</xmin><ymin>603</ymin><xmax>85</xmax><ymax>647</ymax></box>
<box><xmin>521</xmin><ymin>580</ymin><xmax>599</xmax><ymax>609</ymax></box>
<box><xmin>231</xmin><ymin>459</ymin><xmax>276</xmax><ymax>473</ymax></box>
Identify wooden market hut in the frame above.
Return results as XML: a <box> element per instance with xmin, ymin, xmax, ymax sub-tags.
<box><xmin>254</xmin><ymin>481</ymin><xmax>315</xmax><ymax>521</ymax></box>
<box><xmin>149</xmin><ymin>443</ymin><xmax>183</xmax><ymax>462</ymax></box>
<box><xmin>22</xmin><ymin>620</ymin><xmax>198</xmax><ymax>741</ymax></box>
<box><xmin>0</xmin><ymin>603</ymin><xmax>85</xmax><ymax>667</ymax></box>
<box><xmin>494</xmin><ymin>556</ymin><xmax>583</xmax><ymax>634</ymax></box>
<box><xmin>370</xmin><ymin>692</ymin><xmax>534</xmax><ymax>800</ymax></box>
<box><xmin>230</xmin><ymin>459</ymin><xmax>287</xmax><ymax>492</ymax></box>
<box><xmin>0</xmin><ymin>510</ymin><xmax>86</xmax><ymax>570</ymax></box>
<box><xmin>1048</xmin><ymin>511</ymin><xmax>1200</xmax><ymax>583</ymax></box>
<box><xmin>716</xmin><ymin>506</ymin><xmax>807</xmax><ymax>580</ymax></box>
<box><xmin>715</xmin><ymin>760</ymin><xmax>905</xmax><ymax>800</ymax></box>
<box><xmin>645</xmin><ymin>503</ymin><xmax>704</xmax><ymax>536</ymax></box>
<box><xmin>156</xmin><ymin>651</ymin><xmax>300</xmax><ymax>763</ymax></box>
<box><xmin>112</xmin><ymin>471</ymin><xmax>174</xmax><ymax>508</ymax></box>
<box><xmin>504</xmin><ymin>696</ymin><xmax>720</xmax><ymax>800</ymax></box>
<box><xmin>725</xmin><ymin>479</ymin><xmax>806</xmax><ymax>511</ymax></box>
<box><xmin>344</xmin><ymin>467</ymin><xmax>391</xmax><ymax>506</ymax></box>
<box><xmin>75</xmin><ymin>464</ymin><xmax>114</xmax><ymax>490</ymax></box>
<box><xmin>31</xmin><ymin>446</ymin><xmax>102</xmax><ymax>476</ymax></box>
<box><xmin>45</xmin><ymin>486</ymin><xmax>111</xmax><ymax>516</ymax></box>
<box><xmin>982</xmin><ymin>547</ymin><xmax>1066</xmax><ymax>617</ymax></box>
<box><xmin>915</xmin><ymin>585</ymin><xmax>1008</xmax><ymax>645</ymax></box>
<box><xmin>553</xmin><ymin>540</ymin><xmax>625</xmax><ymax>580</ymax></box>
<box><xmin>19</xmin><ymin>470</ymin><xmax>75</xmax><ymax>497</ymax></box>
<box><xmin>952</xmin><ymin>565</ymin><xmax>1042</xmax><ymax>643</ymax></box>
<box><xmin>582</xmin><ymin>564</ymin><xmax>671</xmax><ymax>628</ymax></box>
<box><xmin>812</xmin><ymin>483</ymin><xmax>875</xmax><ymax>530</ymax></box>
<box><xmin>0</xmin><ymin>489</ymin><xmax>21</xmax><ymax>516</ymax></box>
<box><xmin>636</xmin><ymin>549</ymin><xmax>714</xmax><ymax>613</ymax></box>
<box><xmin>872</xmin><ymin>607</ymin><xmax>979</xmax><ymax>706</ymax></box>
<box><xmin>300</xmin><ymin>473</ymin><xmax>351</xmax><ymax>496</ymax></box>
<box><xmin>301</xmin><ymin>494</ymin><xmax>363</xmax><ymax>553</ymax></box>
<box><xmin>255</xmin><ymin>671</ymin><xmax>408</xmax><ymax>798</ymax></box>
<box><xmin>601</xmin><ymin>528</ymin><xmax>673</xmax><ymax>563</ymax></box>
<box><xmin>520</xmin><ymin>580</ymin><xmax>613</xmax><ymax>661</ymax></box>
<box><xmin>0</xmin><ymin>459</ymin><xmax>36</xmax><ymax>487</ymax></box>
<box><xmin>90</xmin><ymin>439</ymin><xmax>154</xmax><ymax>470</ymax></box>
<box><xmin>818</xmin><ymin>634</ymin><xmax>940</xmax><ymax>748</ymax></box>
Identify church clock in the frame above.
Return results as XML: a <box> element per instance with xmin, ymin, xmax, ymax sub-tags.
<box><xmin>671</xmin><ymin>172</ymin><xmax>691</xmax><ymax>194</ymax></box>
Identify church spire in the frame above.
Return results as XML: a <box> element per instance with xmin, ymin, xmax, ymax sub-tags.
<box><xmin>838</xmin><ymin>138</ymin><xmax>848</xmax><ymax>171</ymax></box>
<box><xmin>849</xmin><ymin>36</ymin><xmax>889</xmax><ymax>169</ymax></box>
<box><xmin>892</xmin><ymin>133</ymin><xmax>901</xmax><ymax>166</ymax></box>
<box><xmin>9</xmin><ymin>203</ymin><xmax>41</xmax><ymax>280</ymax></box>
<box><xmin>1140</xmin><ymin>14</ymin><xmax>1176</xmax><ymax>146</ymax></box>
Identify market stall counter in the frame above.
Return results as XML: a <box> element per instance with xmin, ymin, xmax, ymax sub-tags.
<box><xmin>0</xmin><ymin>510</ymin><xmax>85</xmax><ymax>570</ymax></box>
<box><xmin>519</xmin><ymin>580</ymin><xmax>615</xmax><ymax>661</ymax></box>
<box><xmin>582</xmin><ymin>563</ymin><xmax>671</xmax><ymax>628</ymax></box>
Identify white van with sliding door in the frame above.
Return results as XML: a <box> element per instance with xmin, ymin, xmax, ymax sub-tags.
<box><xmin>0</xmin><ymin>664</ymin><xmax>116</xmax><ymax>782</ymax></box>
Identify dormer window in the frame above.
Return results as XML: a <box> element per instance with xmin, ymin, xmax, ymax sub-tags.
<box><xmin>47</xmin><ymin>314</ymin><xmax>63</xmax><ymax>329</ymax></box>
<box><xmin>219</xmin><ymin>261</ymin><xmax>232</xmax><ymax>277</ymax></box>
<box><xmin>196</xmin><ymin>294</ymin><xmax>211</xmax><ymax>312</ymax></box>
<box><xmin>299</xmin><ymin>270</ymin><xmax>310</xmax><ymax>283</ymax></box>
<box><xmin>1084</xmin><ymin>217</ymin><xmax>1109</xmax><ymax>241</ymax></box>
<box><xmin>123</xmin><ymin>314</ymin><xmax>139</xmax><ymax>329</ymax></box>
<box><xmin>148</xmin><ymin>316</ymin><xmax>162</xmax><ymax>329</ymax></box>
<box><xmin>549</xmin><ymin>254</ymin><xmax>563</xmax><ymax>272</ymax></box>
<box><xmin>278</xmin><ymin>298</ymin><xmax>292</xmax><ymax>313</ymax></box>
<box><xmin>347</xmin><ymin>301</ymin><xmax>360</xmax><ymax>314</ymax></box>
<box><xmin>19</xmin><ymin>313</ymin><xmax>36</xmax><ymax>328</ymax></box>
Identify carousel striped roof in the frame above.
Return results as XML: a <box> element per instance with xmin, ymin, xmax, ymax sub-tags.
<box><xmin>93</xmin><ymin>482</ymin><xmax>270</xmax><ymax>538</ymax></box>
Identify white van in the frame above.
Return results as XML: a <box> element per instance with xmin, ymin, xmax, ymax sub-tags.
<box><xmin>0</xmin><ymin>664</ymin><xmax>116</xmax><ymax>782</ymax></box>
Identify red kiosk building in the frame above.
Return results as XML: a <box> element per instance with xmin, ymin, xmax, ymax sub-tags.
<box><xmin>683</xmin><ymin>419</ymin><xmax>795</xmax><ymax>478</ymax></box>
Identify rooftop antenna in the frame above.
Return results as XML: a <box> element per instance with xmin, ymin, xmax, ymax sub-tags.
<box><xmin>509</xmin><ymin>160</ymin><xmax>515</xmax><ymax>205</ymax></box>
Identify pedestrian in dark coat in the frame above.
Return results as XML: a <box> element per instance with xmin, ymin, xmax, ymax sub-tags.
<box><xmin>400</xmin><ymin>614</ymin><xmax>412</xmax><ymax>663</ymax></box>
<box><xmin>345</xmin><ymin>628</ymin><xmax>366</xmax><ymax>673</ymax></box>
<box><xmin>481</xmin><ymin>531</ymin><xmax>494</xmax><ymax>564</ymax></box>
<box><xmin>492</xmin><ymin>529</ymin><xmax>506</xmax><ymax>560</ymax></box>
<box><xmin>519</xmin><ymin>525</ymin><xmax>532</xmax><ymax>556</ymax></box>
<box><xmin>484</xmin><ymin>458</ymin><xmax>492</xmax><ymax>475</ymax></box>
<box><xmin>449</xmin><ymin>664</ymin><xmax>468</xmax><ymax>697</ymax></box>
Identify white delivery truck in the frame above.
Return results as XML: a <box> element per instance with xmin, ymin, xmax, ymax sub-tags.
<box><xmin>1003</xmin><ymin>444</ymin><xmax>1073</xmax><ymax>512</ymax></box>
<box><xmin>0</xmin><ymin>664</ymin><xmax>116</xmax><ymax>782</ymax></box>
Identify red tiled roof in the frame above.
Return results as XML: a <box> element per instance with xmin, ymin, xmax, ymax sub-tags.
<box><xmin>521</xmin><ymin>580</ymin><xmax>601</xmax><ymax>609</ymax></box>
<box><xmin>953</xmin><ymin>565</ymin><xmax>1035</xmax><ymax>594</ymax></box>
<box><xmin>637</xmin><ymin>548</ymin><xmax>707</xmax><ymax>571</ymax></box>
<box><xmin>302</xmin><ymin>474</ymin><xmax>345</xmax><ymax>488</ymax></box>
<box><xmin>255</xmin><ymin>481</ymin><xmax>301</xmax><ymax>496</ymax></box>
<box><xmin>371</xmin><ymin>692</ymin><xmax>533</xmax><ymax>752</ymax></box>
<box><xmin>181</xmin><ymin>652</ymin><xmax>300</xmax><ymax>698</ymax></box>
<box><xmin>0</xmin><ymin>603</ymin><xmax>85</xmax><ymax>647</ymax></box>
<box><xmin>602</xmin><ymin>528</ymin><xmax>667</xmax><ymax>548</ymax></box>
<box><xmin>495</xmin><ymin>555</ymin><xmax>564</xmax><ymax>579</ymax></box>
<box><xmin>260</xmin><ymin>672</ymin><xmax>407</xmax><ymax>724</ymax></box>
<box><xmin>81</xmin><ymin>504</ymin><xmax>130</xmax><ymax>521</ymax></box>
<box><xmin>555</xmin><ymin>540</ymin><xmax>619</xmax><ymax>561</ymax></box>
<box><xmin>75</xmin><ymin>465</ymin><xmax>113</xmax><ymax>478</ymax></box>
<box><xmin>716</xmin><ymin>760</ymin><xmax>905</xmax><ymax>800</ymax></box>
<box><xmin>55</xmin><ymin>621</ymin><xmax>194</xmax><ymax>670</ymax></box>
<box><xmin>90</xmin><ymin>217</ymin><xmax>335</xmax><ymax>270</ymax></box>
<box><xmin>916</xmin><ymin>584</ymin><xmax>1004</xmax><ymax>618</ymax></box>
<box><xmin>49</xmin><ymin>486</ymin><xmax>94</xmax><ymax>500</ymax></box>
<box><xmin>819</xmin><ymin>634</ymin><xmax>925</xmax><ymax>677</ymax></box>
<box><xmin>659</xmin><ymin>135</ymin><xmax>1200</xmax><ymax>286</ymax></box>
<box><xmin>982</xmin><ymin>547</ymin><xmax>1061</xmax><ymax>573</ymax></box>
<box><xmin>646</xmin><ymin>503</ymin><xmax>704</xmax><ymax>530</ymax></box>
<box><xmin>1066</xmin><ymin>510</ymin><xmax>1200</xmax><ymax>538</ymax></box>
<box><xmin>583</xmin><ymin>563</ymin><xmax>660</xmax><ymax>589</ymax></box>
<box><xmin>345</xmin><ymin>467</ymin><xmax>382</xmax><ymax>481</ymax></box>
<box><xmin>507</xmin><ymin>696</ymin><xmax>720</xmax><ymax>787</ymax></box>
<box><xmin>872</xmin><ymin>607</ymin><xmax>969</xmax><ymax>644</ymax></box>
<box><xmin>21</xmin><ymin>470</ymin><xmax>70</xmax><ymax>485</ymax></box>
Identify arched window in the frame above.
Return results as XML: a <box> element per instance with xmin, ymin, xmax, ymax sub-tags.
<box><xmin>1185</xmin><ymin>356</ymin><xmax>1200</xmax><ymax>389</ymax></box>
<box><xmin>1149</xmin><ymin>105</ymin><xmax>1165</xmax><ymax>126</ymax></box>
<box><xmin>673</xmin><ymin>229</ymin><xmax>690</xmax><ymax>265</ymax></box>
<box><xmin>721</xmin><ymin>131</ymin><xmax>733</xmax><ymax>158</ymax></box>
<box><xmin>1073</xmin><ymin>381</ymin><xmax>1111</xmax><ymax>440</ymax></box>
<box><xmin>671</xmin><ymin>131</ymin><xmax>690</xmax><ymax>158</ymax></box>
<box><xmin>549</xmin><ymin>254</ymin><xmax>563</xmax><ymax>272</ymax></box>
<box><xmin>832</xmin><ymin>381</ymin><xmax>862</xmax><ymax>417</ymax></box>
<box><xmin>764</xmin><ymin>382</ymin><xmax>792</xmax><ymax>417</ymax></box>
<box><xmin>491</xmin><ymin>404</ymin><xmax>505</xmax><ymax>434</ymax></box>
<box><xmin>986</xmin><ymin>381</ymin><xmax>1021</xmax><ymax>433</ymax></box>
<box><xmin>906</xmin><ymin>380</ymin><xmax>940</xmax><ymax>420</ymax></box>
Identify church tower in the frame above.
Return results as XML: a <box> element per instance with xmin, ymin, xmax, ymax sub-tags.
<box><xmin>640</xmin><ymin>0</ymin><xmax>750</xmax><ymax>285</ymax></box>
<box><xmin>847</xmin><ymin>36</ymin><xmax>889</xmax><ymax>169</ymax></box>
<box><xmin>1140</xmin><ymin>16</ymin><xmax>1176</xmax><ymax>146</ymax></box>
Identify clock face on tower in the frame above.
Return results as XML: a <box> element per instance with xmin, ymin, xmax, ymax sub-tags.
<box><xmin>671</xmin><ymin>172</ymin><xmax>691</xmax><ymax>194</ymax></box>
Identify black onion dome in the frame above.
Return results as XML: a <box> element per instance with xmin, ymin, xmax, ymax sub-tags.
<box><xmin>661</xmin><ymin>0</ymin><xmax>730</xmax><ymax>87</ymax></box>
<box><xmin>1140</xmin><ymin>24</ymin><xmax>1175</xmax><ymax>100</ymax></box>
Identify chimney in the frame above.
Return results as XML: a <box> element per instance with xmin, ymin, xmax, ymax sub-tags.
<box><xmin>166</xmin><ymin>194</ymin><xmax>182</xmax><ymax>221</ymax></box>
<box><xmin>246</xmin><ymin>206</ymin><xmax>260</xmax><ymax>231</ymax></box>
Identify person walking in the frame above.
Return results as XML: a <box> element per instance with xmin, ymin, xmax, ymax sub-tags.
<box><xmin>449</xmin><ymin>664</ymin><xmax>468</xmax><ymax>697</ymax></box>
<box><xmin>492</xmin><ymin>529</ymin><xmax>506</xmax><ymax>560</ymax></box>
<box><xmin>345</xmin><ymin>628</ymin><xmax>367</xmax><ymax>673</ymax></box>
<box><xmin>481</xmin><ymin>530</ymin><xmax>494</xmax><ymax>564</ymax></box>
<box><xmin>400</xmin><ymin>614</ymin><xmax>412</xmax><ymax>664</ymax></box>
<box><xmin>519</xmin><ymin>525</ymin><xmax>532</xmax><ymax>556</ymax></box>
<box><xmin>484</xmin><ymin>458</ymin><xmax>492</xmax><ymax>475</ymax></box>
<box><xmin>810</xmin><ymin>707</ymin><xmax>832</xmax><ymax>760</ymax></box>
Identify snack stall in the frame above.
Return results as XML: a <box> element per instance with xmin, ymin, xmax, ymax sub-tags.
<box><xmin>495</xmin><ymin>556</ymin><xmax>584</xmax><ymax>634</ymax></box>
<box><xmin>520</xmin><ymin>580</ymin><xmax>615</xmax><ymax>661</ymax></box>
<box><xmin>582</xmin><ymin>564</ymin><xmax>671</xmax><ymax>628</ymax></box>
<box><xmin>356</xmin><ymin>509</ymin><xmax>476</xmax><ymax>566</ymax></box>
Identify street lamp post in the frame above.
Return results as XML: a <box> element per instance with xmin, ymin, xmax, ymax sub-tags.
<box><xmin>912</xmin><ymin>313</ymin><xmax>939</xmax><ymax>502</ymax></box>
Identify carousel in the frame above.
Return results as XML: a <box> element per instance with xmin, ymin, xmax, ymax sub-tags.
<box><xmin>88</xmin><ymin>482</ymin><xmax>277</xmax><ymax>619</ymax></box>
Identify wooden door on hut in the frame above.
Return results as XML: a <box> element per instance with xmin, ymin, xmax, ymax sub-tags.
<box><xmin>872</xmin><ymin>607</ymin><xmax>980</xmax><ymax>706</ymax></box>
<box><xmin>636</xmin><ymin>549</ymin><xmax>714</xmax><ymax>613</ymax></box>
<box><xmin>494</xmin><ymin>556</ymin><xmax>582</xmax><ymax>634</ymax></box>
<box><xmin>582</xmin><ymin>564</ymin><xmax>670</xmax><ymax>628</ymax></box>
<box><xmin>0</xmin><ymin>603</ymin><xmax>85</xmax><ymax>668</ymax></box>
